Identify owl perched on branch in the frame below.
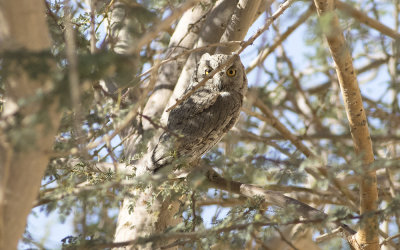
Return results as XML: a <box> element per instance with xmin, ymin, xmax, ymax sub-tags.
<box><xmin>149</xmin><ymin>53</ymin><xmax>248</xmax><ymax>172</ymax></box>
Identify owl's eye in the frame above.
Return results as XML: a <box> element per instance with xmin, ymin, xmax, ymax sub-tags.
<box><xmin>226</xmin><ymin>67</ymin><xmax>236</xmax><ymax>77</ymax></box>
<box><xmin>205</xmin><ymin>68</ymin><xmax>212</xmax><ymax>75</ymax></box>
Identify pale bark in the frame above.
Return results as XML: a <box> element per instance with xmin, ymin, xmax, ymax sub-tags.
<box><xmin>313</xmin><ymin>0</ymin><xmax>378</xmax><ymax>249</ymax></box>
<box><xmin>165</xmin><ymin>0</ymin><xmax>240</xmax><ymax>108</ymax></box>
<box><xmin>216</xmin><ymin>0</ymin><xmax>262</xmax><ymax>54</ymax></box>
<box><xmin>113</xmin><ymin>2</ymin><xmax>212</xmax><ymax>248</ymax></box>
<box><xmin>0</xmin><ymin>0</ymin><xmax>61</xmax><ymax>249</ymax></box>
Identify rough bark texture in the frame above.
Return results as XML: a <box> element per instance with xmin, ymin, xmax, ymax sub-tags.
<box><xmin>0</xmin><ymin>0</ymin><xmax>61</xmax><ymax>248</ymax></box>
<box><xmin>313</xmin><ymin>0</ymin><xmax>378</xmax><ymax>249</ymax></box>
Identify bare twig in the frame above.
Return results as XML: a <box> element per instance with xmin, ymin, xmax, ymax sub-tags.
<box><xmin>315</xmin><ymin>227</ymin><xmax>345</xmax><ymax>243</ymax></box>
<box><xmin>244</xmin><ymin>99</ymin><xmax>314</xmax><ymax>157</ymax></box>
<box><xmin>138</xmin><ymin>41</ymin><xmax>242</xmax><ymax>78</ymax></box>
<box><xmin>236</xmin><ymin>0</ymin><xmax>295</xmax><ymax>55</ymax></box>
<box><xmin>336</xmin><ymin>0</ymin><xmax>400</xmax><ymax>40</ymax></box>
<box><xmin>95</xmin><ymin>0</ymin><xmax>115</xmax><ymax>33</ymax></box>
<box><xmin>306</xmin><ymin>57</ymin><xmax>388</xmax><ymax>94</ymax></box>
<box><xmin>380</xmin><ymin>232</ymin><xmax>400</xmax><ymax>247</ymax></box>
<box><xmin>277</xmin><ymin>37</ymin><xmax>323</xmax><ymax>130</ymax></box>
<box><xmin>204</xmin><ymin>168</ymin><xmax>357</xmax><ymax>236</ymax></box>
<box><xmin>237</xmin><ymin>129</ymin><xmax>400</xmax><ymax>142</ymax></box>
<box><xmin>247</xmin><ymin>4</ymin><xmax>314</xmax><ymax>73</ymax></box>
<box><xmin>243</xmin><ymin>98</ymin><xmax>359</xmax><ymax>212</ymax></box>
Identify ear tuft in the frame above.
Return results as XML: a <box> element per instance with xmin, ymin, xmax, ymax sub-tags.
<box><xmin>201</xmin><ymin>53</ymin><xmax>210</xmax><ymax>60</ymax></box>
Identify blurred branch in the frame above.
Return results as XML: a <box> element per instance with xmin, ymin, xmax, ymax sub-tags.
<box><xmin>336</xmin><ymin>0</ymin><xmax>400</xmax><ymax>40</ymax></box>
<box><xmin>98</xmin><ymin>216</ymin><xmax>353</xmax><ymax>249</ymax></box>
<box><xmin>237</xmin><ymin>129</ymin><xmax>400</xmax><ymax>142</ymax></box>
<box><xmin>277</xmin><ymin>38</ymin><xmax>323</xmax><ymax>131</ymax></box>
<box><xmin>245</xmin><ymin>98</ymin><xmax>314</xmax><ymax>157</ymax></box>
<box><xmin>65</xmin><ymin>3</ymin><xmax>84</xmax><ymax>152</ymax></box>
<box><xmin>380</xmin><ymin>232</ymin><xmax>400</xmax><ymax>247</ymax></box>
<box><xmin>306</xmin><ymin>57</ymin><xmax>388</xmax><ymax>94</ymax></box>
<box><xmin>203</xmin><ymin>167</ymin><xmax>357</xmax><ymax>236</ymax></box>
<box><xmin>138</xmin><ymin>41</ymin><xmax>242</xmax><ymax>79</ymax></box>
<box><xmin>244</xmin><ymin>97</ymin><xmax>359</xmax><ymax>211</ymax></box>
<box><xmin>315</xmin><ymin>227</ymin><xmax>345</xmax><ymax>243</ymax></box>
<box><xmin>247</xmin><ymin>4</ymin><xmax>314</xmax><ymax>73</ymax></box>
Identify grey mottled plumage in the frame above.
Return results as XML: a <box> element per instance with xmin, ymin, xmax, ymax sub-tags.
<box><xmin>149</xmin><ymin>53</ymin><xmax>248</xmax><ymax>172</ymax></box>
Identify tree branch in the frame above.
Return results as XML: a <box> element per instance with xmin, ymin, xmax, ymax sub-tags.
<box><xmin>203</xmin><ymin>168</ymin><xmax>357</xmax><ymax>236</ymax></box>
<box><xmin>336</xmin><ymin>0</ymin><xmax>400</xmax><ymax>40</ymax></box>
<box><xmin>314</xmin><ymin>0</ymin><xmax>379</xmax><ymax>249</ymax></box>
<box><xmin>247</xmin><ymin>4</ymin><xmax>314</xmax><ymax>73</ymax></box>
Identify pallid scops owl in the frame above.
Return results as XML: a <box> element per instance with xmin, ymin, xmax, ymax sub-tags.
<box><xmin>149</xmin><ymin>53</ymin><xmax>248</xmax><ymax>172</ymax></box>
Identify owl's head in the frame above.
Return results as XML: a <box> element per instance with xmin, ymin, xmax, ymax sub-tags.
<box><xmin>195</xmin><ymin>53</ymin><xmax>247</xmax><ymax>95</ymax></box>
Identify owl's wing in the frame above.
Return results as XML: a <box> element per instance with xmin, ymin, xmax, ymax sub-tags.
<box><xmin>168</xmin><ymin>91</ymin><xmax>242</xmax><ymax>155</ymax></box>
<box><xmin>149</xmin><ymin>88</ymin><xmax>219</xmax><ymax>171</ymax></box>
<box><xmin>167</xmin><ymin>87</ymin><xmax>220</xmax><ymax>131</ymax></box>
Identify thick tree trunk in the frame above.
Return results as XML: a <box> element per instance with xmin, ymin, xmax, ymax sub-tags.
<box><xmin>0</xmin><ymin>0</ymin><xmax>60</xmax><ymax>249</ymax></box>
<box><xmin>113</xmin><ymin>2</ymin><xmax>212</xmax><ymax>249</ymax></box>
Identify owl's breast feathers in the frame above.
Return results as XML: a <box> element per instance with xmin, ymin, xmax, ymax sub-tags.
<box><xmin>150</xmin><ymin>87</ymin><xmax>244</xmax><ymax>172</ymax></box>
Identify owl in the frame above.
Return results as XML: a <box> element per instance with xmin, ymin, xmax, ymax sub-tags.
<box><xmin>149</xmin><ymin>53</ymin><xmax>248</xmax><ymax>172</ymax></box>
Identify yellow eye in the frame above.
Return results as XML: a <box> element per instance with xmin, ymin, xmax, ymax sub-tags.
<box><xmin>205</xmin><ymin>69</ymin><xmax>212</xmax><ymax>75</ymax></box>
<box><xmin>226</xmin><ymin>67</ymin><xmax>236</xmax><ymax>77</ymax></box>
